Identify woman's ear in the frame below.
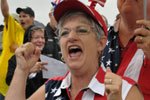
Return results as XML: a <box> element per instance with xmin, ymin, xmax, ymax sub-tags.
<box><xmin>97</xmin><ymin>36</ymin><xmax>107</xmax><ymax>52</ymax></box>
<box><xmin>31</xmin><ymin>17</ymin><xmax>34</xmax><ymax>24</ymax></box>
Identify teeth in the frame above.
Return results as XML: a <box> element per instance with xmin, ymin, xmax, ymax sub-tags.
<box><xmin>69</xmin><ymin>46</ymin><xmax>79</xmax><ymax>50</ymax></box>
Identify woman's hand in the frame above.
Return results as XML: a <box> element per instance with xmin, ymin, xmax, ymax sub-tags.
<box><xmin>134</xmin><ymin>20</ymin><xmax>150</xmax><ymax>59</ymax></box>
<box><xmin>104</xmin><ymin>67</ymin><xmax>122</xmax><ymax>100</ymax></box>
<box><xmin>30</xmin><ymin>62</ymin><xmax>48</xmax><ymax>73</ymax></box>
<box><xmin>15</xmin><ymin>42</ymin><xmax>40</xmax><ymax>74</ymax></box>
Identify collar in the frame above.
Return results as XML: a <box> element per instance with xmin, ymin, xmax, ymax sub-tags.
<box><xmin>54</xmin><ymin>68</ymin><xmax>105</xmax><ymax>97</ymax></box>
<box><xmin>54</xmin><ymin>72</ymin><xmax>71</xmax><ymax>97</ymax></box>
<box><xmin>88</xmin><ymin>73</ymin><xmax>105</xmax><ymax>96</ymax></box>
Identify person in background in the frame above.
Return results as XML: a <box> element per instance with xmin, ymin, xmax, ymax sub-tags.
<box><xmin>0</xmin><ymin>25</ymin><xmax>4</xmax><ymax>32</ymax></box>
<box><xmin>5</xmin><ymin>0</ymin><xmax>143</xmax><ymax>100</ymax></box>
<box><xmin>34</xmin><ymin>20</ymin><xmax>45</xmax><ymax>29</ymax></box>
<box><xmin>6</xmin><ymin>25</ymin><xmax>48</xmax><ymax>98</ymax></box>
<box><xmin>101</xmin><ymin>0</ymin><xmax>150</xmax><ymax>99</ymax></box>
<box><xmin>42</xmin><ymin>5</ymin><xmax>61</xmax><ymax>60</ymax></box>
<box><xmin>6</xmin><ymin>24</ymin><xmax>67</xmax><ymax>98</ymax></box>
<box><xmin>0</xmin><ymin>0</ymin><xmax>35</xmax><ymax>99</ymax></box>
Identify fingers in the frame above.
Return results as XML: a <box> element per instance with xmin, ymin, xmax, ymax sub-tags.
<box><xmin>104</xmin><ymin>67</ymin><xmax>122</xmax><ymax>99</ymax></box>
<box><xmin>106</xmin><ymin>67</ymin><xmax>112</xmax><ymax>72</ymax></box>
<box><xmin>15</xmin><ymin>42</ymin><xmax>41</xmax><ymax>72</ymax></box>
<box><xmin>134</xmin><ymin>35</ymin><xmax>144</xmax><ymax>44</ymax></box>
<box><xmin>40</xmin><ymin>62</ymin><xmax>48</xmax><ymax>71</ymax></box>
<box><xmin>40</xmin><ymin>66</ymin><xmax>48</xmax><ymax>71</ymax></box>
<box><xmin>134</xmin><ymin>27</ymin><xmax>150</xmax><ymax>38</ymax></box>
<box><xmin>134</xmin><ymin>19</ymin><xmax>150</xmax><ymax>36</ymax></box>
<box><xmin>134</xmin><ymin>20</ymin><xmax>150</xmax><ymax>52</ymax></box>
<box><xmin>136</xmin><ymin>20</ymin><xmax>150</xmax><ymax>30</ymax></box>
<box><xmin>20</xmin><ymin>43</ymin><xmax>35</xmax><ymax>57</ymax></box>
<box><xmin>30</xmin><ymin>62</ymin><xmax>48</xmax><ymax>73</ymax></box>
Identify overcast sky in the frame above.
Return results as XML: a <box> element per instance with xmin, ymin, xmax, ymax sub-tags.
<box><xmin>0</xmin><ymin>0</ymin><xmax>119</xmax><ymax>26</ymax></box>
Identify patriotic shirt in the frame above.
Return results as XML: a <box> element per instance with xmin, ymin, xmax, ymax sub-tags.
<box><xmin>45</xmin><ymin>66</ymin><xmax>135</xmax><ymax>100</ymax></box>
<box><xmin>101</xmin><ymin>20</ymin><xmax>150</xmax><ymax>100</ymax></box>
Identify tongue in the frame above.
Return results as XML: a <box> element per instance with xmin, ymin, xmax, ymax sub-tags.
<box><xmin>70</xmin><ymin>51</ymin><xmax>82</xmax><ymax>59</ymax></box>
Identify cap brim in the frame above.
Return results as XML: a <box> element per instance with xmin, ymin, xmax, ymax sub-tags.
<box><xmin>16</xmin><ymin>7</ymin><xmax>24</xmax><ymax>14</ymax></box>
<box><xmin>54</xmin><ymin>1</ymin><xmax>93</xmax><ymax>22</ymax></box>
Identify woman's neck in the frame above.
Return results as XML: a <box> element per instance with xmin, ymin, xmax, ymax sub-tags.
<box><xmin>70</xmin><ymin>65</ymin><xmax>99</xmax><ymax>100</ymax></box>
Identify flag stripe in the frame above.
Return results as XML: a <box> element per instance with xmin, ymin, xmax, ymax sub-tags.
<box><xmin>54</xmin><ymin>0</ymin><xmax>61</xmax><ymax>4</ymax></box>
<box><xmin>89</xmin><ymin>0</ymin><xmax>106</xmax><ymax>7</ymax></box>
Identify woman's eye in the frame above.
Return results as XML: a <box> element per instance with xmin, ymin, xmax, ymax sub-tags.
<box><xmin>61</xmin><ymin>31</ymin><xmax>69</xmax><ymax>36</ymax></box>
<box><xmin>78</xmin><ymin>29</ymin><xmax>88</xmax><ymax>33</ymax></box>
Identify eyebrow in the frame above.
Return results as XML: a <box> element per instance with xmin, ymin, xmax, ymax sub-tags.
<box><xmin>62</xmin><ymin>25</ymin><xmax>89</xmax><ymax>29</ymax></box>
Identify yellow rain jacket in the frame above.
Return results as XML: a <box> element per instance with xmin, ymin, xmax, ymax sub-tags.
<box><xmin>0</xmin><ymin>14</ymin><xmax>24</xmax><ymax>96</ymax></box>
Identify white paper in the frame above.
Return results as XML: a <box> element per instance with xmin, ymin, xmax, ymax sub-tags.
<box><xmin>40</xmin><ymin>55</ymin><xmax>67</xmax><ymax>79</ymax></box>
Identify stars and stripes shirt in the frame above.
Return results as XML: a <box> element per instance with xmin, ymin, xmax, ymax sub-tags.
<box><xmin>101</xmin><ymin>20</ymin><xmax>150</xmax><ymax>100</ymax></box>
<box><xmin>45</xmin><ymin>66</ymin><xmax>136</xmax><ymax>100</ymax></box>
<box><xmin>101</xmin><ymin>26</ymin><xmax>120</xmax><ymax>73</ymax></box>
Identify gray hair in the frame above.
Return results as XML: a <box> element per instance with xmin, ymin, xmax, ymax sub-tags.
<box><xmin>57</xmin><ymin>11</ymin><xmax>105</xmax><ymax>40</ymax></box>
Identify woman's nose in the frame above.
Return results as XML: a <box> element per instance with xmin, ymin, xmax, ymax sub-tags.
<box><xmin>38</xmin><ymin>37</ymin><xmax>45</xmax><ymax>43</ymax></box>
<box><xmin>68</xmin><ymin>29</ymin><xmax>79</xmax><ymax>39</ymax></box>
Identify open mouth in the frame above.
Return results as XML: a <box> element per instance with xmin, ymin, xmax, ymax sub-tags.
<box><xmin>68</xmin><ymin>46</ymin><xmax>82</xmax><ymax>59</ymax></box>
<box><xmin>20</xmin><ymin>22</ymin><xmax>25</xmax><ymax>26</ymax></box>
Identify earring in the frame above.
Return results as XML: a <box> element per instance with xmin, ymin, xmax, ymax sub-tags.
<box><xmin>61</xmin><ymin>56</ymin><xmax>65</xmax><ymax>62</ymax></box>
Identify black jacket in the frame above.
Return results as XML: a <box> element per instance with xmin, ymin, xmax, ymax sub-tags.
<box><xmin>6</xmin><ymin>55</ymin><xmax>47</xmax><ymax>98</ymax></box>
<box><xmin>42</xmin><ymin>23</ymin><xmax>61</xmax><ymax>60</ymax></box>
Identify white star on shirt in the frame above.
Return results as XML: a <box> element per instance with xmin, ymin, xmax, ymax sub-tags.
<box><xmin>113</xmin><ymin>36</ymin><xmax>116</xmax><ymax>40</ymax></box>
<box><xmin>101</xmin><ymin>56</ymin><xmax>105</xmax><ymax>61</ymax></box>
<box><xmin>106</xmin><ymin>59</ymin><xmax>112</xmax><ymax>66</ymax></box>
<box><xmin>51</xmin><ymin>87</ymin><xmax>57</xmax><ymax>93</ymax></box>
<box><xmin>56</xmin><ymin>96</ymin><xmax>63</xmax><ymax>100</ymax></box>
<box><xmin>45</xmin><ymin>92</ymin><xmax>48</xmax><ymax>98</ymax></box>
<box><xmin>106</xmin><ymin>40</ymin><xmax>110</xmax><ymax>46</ymax></box>
<box><xmin>108</xmin><ymin>48</ymin><xmax>115</xmax><ymax>53</ymax></box>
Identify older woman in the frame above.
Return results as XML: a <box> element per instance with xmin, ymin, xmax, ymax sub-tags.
<box><xmin>5</xmin><ymin>0</ymin><xmax>143</xmax><ymax>100</ymax></box>
<box><xmin>6</xmin><ymin>25</ymin><xmax>48</xmax><ymax>98</ymax></box>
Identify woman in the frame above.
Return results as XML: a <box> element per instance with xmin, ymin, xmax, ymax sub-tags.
<box><xmin>5</xmin><ymin>0</ymin><xmax>143</xmax><ymax>100</ymax></box>
<box><xmin>6</xmin><ymin>25</ymin><xmax>48</xmax><ymax>98</ymax></box>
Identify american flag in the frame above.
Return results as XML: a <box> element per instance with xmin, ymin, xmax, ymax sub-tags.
<box><xmin>51</xmin><ymin>0</ymin><xmax>63</xmax><ymax>7</ymax></box>
<box><xmin>101</xmin><ymin>27</ymin><xmax>120</xmax><ymax>73</ymax></box>
<box><xmin>53</xmin><ymin>0</ymin><xmax>62</xmax><ymax>4</ymax></box>
<box><xmin>89</xmin><ymin>0</ymin><xmax>106</xmax><ymax>7</ymax></box>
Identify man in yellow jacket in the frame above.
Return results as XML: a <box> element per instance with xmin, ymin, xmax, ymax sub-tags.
<box><xmin>0</xmin><ymin>0</ymin><xmax>34</xmax><ymax>99</ymax></box>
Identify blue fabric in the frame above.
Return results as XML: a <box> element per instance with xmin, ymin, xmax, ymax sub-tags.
<box><xmin>0</xmin><ymin>92</ymin><xmax>5</xmax><ymax>100</ymax></box>
<box><xmin>101</xmin><ymin>26</ymin><xmax>120</xmax><ymax>73</ymax></box>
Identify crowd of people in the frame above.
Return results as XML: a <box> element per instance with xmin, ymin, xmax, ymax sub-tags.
<box><xmin>0</xmin><ymin>0</ymin><xmax>64</xmax><ymax>99</ymax></box>
<box><xmin>0</xmin><ymin>0</ymin><xmax>150</xmax><ymax>100</ymax></box>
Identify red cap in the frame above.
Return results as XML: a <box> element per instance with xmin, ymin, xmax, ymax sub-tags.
<box><xmin>54</xmin><ymin>0</ymin><xmax>107</xmax><ymax>36</ymax></box>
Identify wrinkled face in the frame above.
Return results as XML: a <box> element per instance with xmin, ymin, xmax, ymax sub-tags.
<box><xmin>30</xmin><ymin>30</ymin><xmax>45</xmax><ymax>51</ymax></box>
<box><xmin>117</xmin><ymin>0</ymin><xmax>150</xmax><ymax>20</ymax></box>
<box><xmin>19</xmin><ymin>11</ymin><xmax>34</xmax><ymax>30</ymax></box>
<box><xmin>59</xmin><ymin>15</ymin><xmax>106</xmax><ymax>71</ymax></box>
